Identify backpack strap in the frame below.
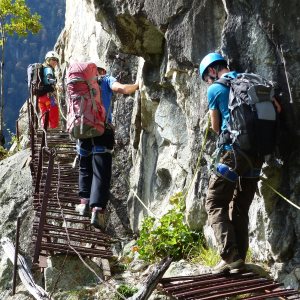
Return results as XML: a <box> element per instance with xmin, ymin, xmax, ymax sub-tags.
<box><xmin>215</xmin><ymin>77</ymin><xmax>231</xmax><ymax>87</ymax></box>
<box><xmin>105</xmin><ymin>98</ymin><xmax>112</xmax><ymax>124</ymax></box>
<box><xmin>86</xmin><ymin>78</ymin><xmax>98</xmax><ymax>111</ymax></box>
<box><xmin>210</xmin><ymin>146</ymin><xmax>223</xmax><ymax>173</ymax></box>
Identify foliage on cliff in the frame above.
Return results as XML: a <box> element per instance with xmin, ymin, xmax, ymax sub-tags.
<box><xmin>137</xmin><ymin>192</ymin><xmax>204</xmax><ymax>262</ymax></box>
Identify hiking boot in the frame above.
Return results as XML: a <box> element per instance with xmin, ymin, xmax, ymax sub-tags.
<box><xmin>212</xmin><ymin>251</ymin><xmax>244</xmax><ymax>274</ymax></box>
<box><xmin>212</xmin><ymin>258</ymin><xmax>244</xmax><ymax>274</ymax></box>
<box><xmin>90</xmin><ymin>208</ymin><xmax>107</xmax><ymax>231</ymax></box>
<box><xmin>75</xmin><ymin>203</ymin><xmax>90</xmax><ymax>216</ymax></box>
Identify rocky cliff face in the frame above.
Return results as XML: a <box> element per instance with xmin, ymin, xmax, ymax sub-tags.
<box><xmin>53</xmin><ymin>0</ymin><xmax>300</xmax><ymax>285</ymax></box>
<box><xmin>1</xmin><ymin>0</ymin><xmax>299</xmax><ymax>296</ymax></box>
<box><xmin>0</xmin><ymin>149</ymin><xmax>33</xmax><ymax>299</ymax></box>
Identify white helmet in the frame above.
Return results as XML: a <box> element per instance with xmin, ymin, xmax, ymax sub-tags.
<box><xmin>45</xmin><ymin>51</ymin><xmax>60</xmax><ymax>61</ymax></box>
<box><xmin>93</xmin><ymin>59</ymin><xmax>107</xmax><ymax>71</ymax></box>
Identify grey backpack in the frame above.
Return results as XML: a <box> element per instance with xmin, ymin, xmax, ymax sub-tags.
<box><xmin>217</xmin><ymin>73</ymin><xmax>278</xmax><ymax>156</ymax></box>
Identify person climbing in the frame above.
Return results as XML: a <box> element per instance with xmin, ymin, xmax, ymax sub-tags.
<box><xmin>75</xmin><ymin>63</ymin><xmax>139</xmax><ymax>230</ymax></box>
<box><xmin>199</xmin><ymin>52</ymin><xmax>280</xmax><ymax>274</ymax></box>
<box><xmin>38</xmin><ymin>51</ymin><xmax>60</xmax><ymax>129</ymax></box>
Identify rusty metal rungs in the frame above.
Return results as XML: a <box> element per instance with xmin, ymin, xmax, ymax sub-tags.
<box><xmin>32</xmin><ymin>223</ymin><xmax>111</xmax><ymax>241</ymax></box>
<box><xmin>30</xmin><ymin>125</ymin><xmax>113</xmax><ymax>265</ymax></box>
<box><xmin>159</xmin><ymin>271</ymin><xmax>300</xmax><ymax>300</ymax></box>
<box><xmin>33</xmin><ymin>232</ymin><xmax>110</xmax><ymax>247</ymax></box>
<box><xmin>32</xmin><ymin>240</ymin><xmax>113</xmax><ymax>258</ymax></box>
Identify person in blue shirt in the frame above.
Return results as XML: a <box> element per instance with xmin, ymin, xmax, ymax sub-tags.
<box><xmin>76</xmin><ymin>65</ymin><xmax>139</xmax><ymax>231</ymax></box>
<box><xmin>199</xmin><ymin>53</ymin><xmax>264</xmax><ymax>274</ymax></box>
<box><xmin>38</xmin><ymin>51</ymin><xmax>60</xmax><ymax>129</ymax></box>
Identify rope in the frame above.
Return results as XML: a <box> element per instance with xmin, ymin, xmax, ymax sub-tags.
<box><xmin>118</xmin><ymin>107</ymin><xmax>300</xmax><ymax>220</ymax></box>
<box><xmin>54</xmin><ymin>162</ymin><xmax>127</xmax><ymax>300</ymax></box>
<box><xmin>280</xmin><ymin>45</ymin><xmax>294</xmax><ymax>104</ymax></box>
<box><xmin>109</xmin><ymin>127</ymin><xmax>158</xmax><ymax>219</ymax></box>
<box><xmin>182</xmin><ymin>112</ymin><xmax>300</xmax><ymax>212</ymax></box>
<box><xmin>110</xmin><ymin>145</ymin><xmax>158</xmax><ymax>220</ymax></box>
<box><xmin>30</xmin><ymin>94</ymin><xmax>42</xmax><ymax>129</ymax></box>
<box><xmin>260</xmin><ymin>176</ymin><xmax>300</xmax><ymax>210</ymax></box>
<box><xmin>119</xmin><ymin>113</ymin><xmax>211</xmax><ymax>224</ymax></box>
<box><xmin>30</xmin><ymin>92</ymin><xmax>54</xmax><ymax>149</ymax></box>
<box><xmin>48</xmin><ymin>251</ymin><xmax>69</xmax><ymax>299</ymax></box>
<box><xmin>55</xmin><ymin>87</ymin><xmax>67</xmax><ymax>122</ymax></box>
<box><xmin>130</xmin><ymin>187</ymin><xmax>157</xmax><ymax>219</ymax></box>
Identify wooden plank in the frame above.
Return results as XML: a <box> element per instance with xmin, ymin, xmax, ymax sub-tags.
<box><xmin>99</xmin><ymin>245</ymin><xmax>111</xmax><ymax>279</ymax></box>
<box><xmin>128</xmin><ymin>256</ymin><xmax>173</xmax><ymax>300</ymax></box>
<box><xmin>101</xmin><ymin>258</ymin><xmax>111</xmax><ymax>279</ymax></box>
<box><xmin>1</xmin><ymin>237</ymin><xmax>50</xmax><ymax>300</ymax></box>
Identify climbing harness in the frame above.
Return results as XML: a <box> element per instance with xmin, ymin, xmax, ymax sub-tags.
<box><xmin>76</xmin><ymin>144</ymin><xmax>113</xmax><ymax>157</ymax></box>
<box><xmin>189</xmin><ymin>114</ymin><xmax>299</xmax><ymax>212</ymax></box>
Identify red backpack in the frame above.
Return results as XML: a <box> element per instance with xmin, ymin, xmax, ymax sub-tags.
<box><xmin>66</xmin><ymin>62</ymin><xmax>106</xmax><ymax>139</ymax></box>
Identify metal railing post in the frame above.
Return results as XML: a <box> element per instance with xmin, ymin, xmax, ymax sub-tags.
<box><xmin>33</xmin><ymin>149</ymin><xmax>55</xmax><ymax>264</ymax></box>
<box><xmin>12</xmin><ymin>217</ymin><xmax>21</xmax><ymax>295</ymax></box>
<box><xmin>34</xmin><ymin>111</ymin><xmax>49</xmax><ymax>194</ymax></box>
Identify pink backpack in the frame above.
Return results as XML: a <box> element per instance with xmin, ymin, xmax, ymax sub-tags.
<box><xmin>66</xmin><ymin>62</ymin><xmax>106</xmax><ymax>139</ymax></box>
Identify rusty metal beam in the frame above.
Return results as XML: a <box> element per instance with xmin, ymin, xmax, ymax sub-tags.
<box><xmin>33</xmin><ymin>232</ymin><xmax>110</xmax><ymax>247</ymax></box>
<box><xmin>164</xmin><ymin>273</ymin><xmax>258</xmax><ymax>292</ymax></box>
<box><xmin>33</xmin><ymin>148</ymin><xmax>55</xmax><ymax>264</ymax></box>
<box><xmin>34</xmin><ymin>213</ymin><xmax>91</xmax><ymax>224</ymax></box>
<box><xmin>32</xmin><ymin>223</ymin><xmax>111</xmax><ymax>240</ymax></box>
<box><xmin>37</xmin><ymin>241</ymin><xmax>112</xmax><ymax>258</ymax></box>
<box><xmin>12</xmin><ymin>217</ymin><xmax>21</xmax><ymax>295</ymax></box>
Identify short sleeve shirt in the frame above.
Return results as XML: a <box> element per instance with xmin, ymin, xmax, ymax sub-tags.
<box><xmin>207</xmin><ymin>71</ymin><xmax>237</xmax><ymax>132</ymax></box>
<box><xmin>100</xmin><ymin>75</ymin><xmax>117</xmax><ymax>123</ymax></box>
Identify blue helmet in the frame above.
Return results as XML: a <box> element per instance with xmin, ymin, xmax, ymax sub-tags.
<box><xmin>199</xmin><ymin>53</ymin><xmax>227</xmax><ymax>81</ymax></box>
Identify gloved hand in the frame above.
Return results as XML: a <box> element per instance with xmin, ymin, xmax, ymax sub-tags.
<box><xmin>217</xmin><ymin>130</ymin><xmax>232</xmax><ymax>148</ymax></box>
<box><xmin>50</xmin><ymin>96</ymin><xmax>57</xmax><ymax>107</ymax></box>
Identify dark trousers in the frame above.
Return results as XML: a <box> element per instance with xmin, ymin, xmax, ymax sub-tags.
<box><xmin>205</xmin><ymin>150</ymin><xmax>263</xmax><ymax>261</ymax></box>
<box><xmin>78</xmin><ymin>135</ymin><xmax>113</xmax><ymax>209</ymax></box>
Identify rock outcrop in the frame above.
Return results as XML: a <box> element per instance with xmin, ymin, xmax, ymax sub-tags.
<box><xmin>0</xmin><ymin>149</ymin><xmax>33</xmax><ymax>299</ymax></box>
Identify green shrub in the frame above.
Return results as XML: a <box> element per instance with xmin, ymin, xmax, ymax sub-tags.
<box><xmin>245</xmin><ymin>248</ymin><xmax>252</xmax><ymax>263</ymax></box>
<box><xmin>114</xmin><ymin>284</ymin><xmax>138</xmax><ymax>299</ymax></box>
<box><xmin>190</xmin><ymin>245</ymin><xmax>220</xmax><ymax>267</ymax></box>
<box><xmin>191</xmin><ymin>246</ymin><xmax>253</xmax><ymax>266</ymax></box>
<box><xmin>0</xmin><ymin>129</ymin><xmax>21</xmax><ymax>161</ymax></box>
<box><xmin>0</xmin><ymin>146</ymin><xmax>9</xmax><ymax>161</ymax></box>
<box><xmin>137</xmin><ymin>192</ymin><xmax>204</xmax><ymax>262</ymax></box>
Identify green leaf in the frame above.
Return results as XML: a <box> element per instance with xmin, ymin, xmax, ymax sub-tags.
<box><xmin>0</xmin><ymin>0</ymin><xmax>42</xmax><ymax>37</ymax></box>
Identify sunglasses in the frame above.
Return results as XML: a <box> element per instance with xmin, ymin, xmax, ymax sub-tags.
<box><xmin>51</xmin><ymin>58</ymin><xmax>59</xmax><ymax>62</ymax></box>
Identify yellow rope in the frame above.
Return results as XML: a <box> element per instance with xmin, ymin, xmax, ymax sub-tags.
<box><xmin>112</xmin><ymin>155</ymin><xmax>158</xmax><ymax>219</ymax></box>
<box><xmin>130</xmin><ymin>188</ymin><xmax>158</xmax><ymax>219</ymax></box>
<box><xmin>260</xmin><ymin>177</ymin><xmax>300</xmax><ymax>210</ymax></box>
<box><xmin>55</xmin><ymin>87</ymin><xmax>67</xmax><ymax>121</ymax></box>
<box><xmin>182</xmin><ymin>112</ymin><xmax>300</xmax><ymax>212</ymax></box>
